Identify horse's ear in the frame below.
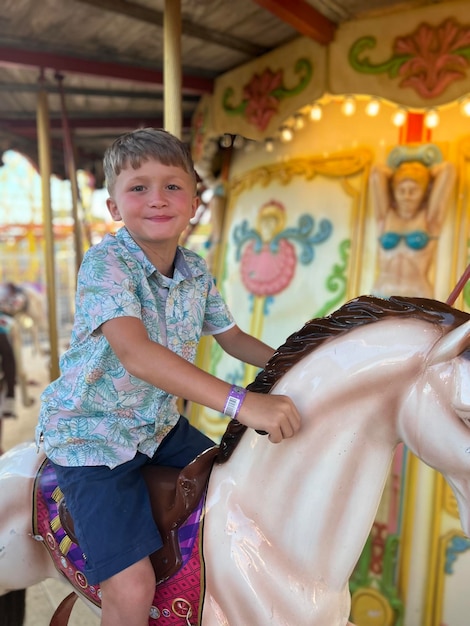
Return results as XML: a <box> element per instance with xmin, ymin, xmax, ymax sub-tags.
<box><xmin>427</xmin><ymin>320</ymin><xmax>470</xmax><ymax>365</ymax></box>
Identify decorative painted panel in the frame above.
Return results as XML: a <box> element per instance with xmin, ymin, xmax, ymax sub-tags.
<box><xmin>329</xmin><ymin>2</ymin><xmax>470</xmax><ymax>108</ymax></box>
<box><xmin>191</xmin><ymin>149</ymin><xmax>371</xmax><ymax>442</ymax></box>
<box><xmin>212</xmin><ymin>37</ymin><xmax>327</xmax><ymax>141</ymax></box>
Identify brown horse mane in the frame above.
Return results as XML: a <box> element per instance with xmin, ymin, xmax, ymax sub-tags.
<box><xmin>216</xmin><ymin>295</ymin><xmax>469</xmax><ymax>464</ymax></box>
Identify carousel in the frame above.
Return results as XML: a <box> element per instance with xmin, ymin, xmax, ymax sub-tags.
<box><xmin>1</xmin><ymin>1</ymin><xmax>470</xmax><ymax>625</ymax></box>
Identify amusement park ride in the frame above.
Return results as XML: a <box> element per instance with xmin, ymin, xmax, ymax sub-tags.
<box><xmin>1</xmin><ymin>1</ymin><xmax>470</xmax><ymax>624</ymax></box>
<box><xmin>0</xmin><ymin>263</ymin><xmax>469</xmax><ymax>625</ymax></box>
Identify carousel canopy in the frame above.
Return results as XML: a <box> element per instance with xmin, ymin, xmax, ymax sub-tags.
<box><xmin>0</xmin><ymin>0</ymin><xmax>453</xmax><ymax>182</ymax></box>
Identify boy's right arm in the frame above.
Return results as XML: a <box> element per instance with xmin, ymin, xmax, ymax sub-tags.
<box><xmin>101</xmin><ymin>316</ymin><xmax>301</xmax><ymax>443</ymax></box>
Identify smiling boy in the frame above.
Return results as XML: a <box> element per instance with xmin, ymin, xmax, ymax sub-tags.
<box><xmin>36</xmin><ymin>128</ymin><xmax>301</xmax><ymax>626</ymax></box>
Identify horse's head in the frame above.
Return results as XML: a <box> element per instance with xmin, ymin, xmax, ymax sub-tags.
<box><xmin>402</xmin><ymin>318</ymin><xmax>470</xmax><ymax>536</ymax></box>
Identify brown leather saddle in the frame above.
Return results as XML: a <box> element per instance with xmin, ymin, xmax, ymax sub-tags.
<box><xmin>58</xmin><ymin>445</ymin><xmax>219</xmax><ymax>585</ymax></box>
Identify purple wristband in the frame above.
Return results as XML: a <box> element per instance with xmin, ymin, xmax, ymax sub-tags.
<box><xmin>223</xmin><ymin>385</ymin><xmax>247</xmax><ymax>420</ymax></box>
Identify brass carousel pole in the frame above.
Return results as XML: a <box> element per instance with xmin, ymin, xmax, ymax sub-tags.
<box><xmin>164</xmin><ymin>0</ymin><xmax>182</xmax><ymax>138</ymax></box>
<box><xmin>56</xmin><ymin>72</ymin><xmax>83</xmax><ymax>277</ymax></box>
<box><xmin>164</xmin><ymin>0</ymin><xmax>185</xmax><ymax>415</ymax></box>
<box><xmin>37</xmin><ymin>71</ymin><xmax>60</xmax><ymax>381</ymax></box>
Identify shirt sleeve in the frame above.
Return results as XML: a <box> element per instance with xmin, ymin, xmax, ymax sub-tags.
<box><xmin>202</xmin><ymin>273</ymin><xmax>235</xmax><ymax>336</ymax></box>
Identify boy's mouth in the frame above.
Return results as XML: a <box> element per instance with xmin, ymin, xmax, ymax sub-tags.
<box><xmin>147</xmin><ymin>215</ymin><xmax>173</xmax><ymax>222</ymax></box>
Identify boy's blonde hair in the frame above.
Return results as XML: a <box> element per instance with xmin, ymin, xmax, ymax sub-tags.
<box><xmin>103</xmin><ymin>127</ymin><xmax>197</xmax><ymax>193</ymax></box>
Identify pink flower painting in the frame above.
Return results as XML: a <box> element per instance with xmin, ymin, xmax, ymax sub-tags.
<box><xmin>349</xmin><ymin>17</ymin><xmax>470</xmax><ymax>98</ymax></box>
<box><xmin>222</xmin><ymin>59</ymin><xmax>312</xmax><ymax>131</ymax></box>
<box><xmin>242</xmin><ymin>69</ymin><xmax>283</xmax><ymax>131</ymax></box>
<box><xmin>396</xmin><ymin>19</ymin><xmax>470</xmax><ymax>97</ymax></box>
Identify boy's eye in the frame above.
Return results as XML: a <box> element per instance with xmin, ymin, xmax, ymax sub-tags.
<box><xmin>131</xmin><ymin>184</ymin><xmax>145</xmax><ymax>192</ymax></box>
<box><xmin>167</xmin><ymin>183</ymin><xmax>181</xmax><ymax>191</ymax></box>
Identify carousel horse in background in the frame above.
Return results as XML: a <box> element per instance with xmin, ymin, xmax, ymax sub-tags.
<box><xmin>0</xmin><ymin>282</ymin><xmax>48</xmax><ymax>412</ymax></box>
<box><xmin>1</xmin><ymin>295</ymin><xmax>470</xmax><ymax>626</ymax></box>
<box><xmin>0</xmin><ymin>282</ymin><xmax>49</xmax><ymax>355</ymax></box>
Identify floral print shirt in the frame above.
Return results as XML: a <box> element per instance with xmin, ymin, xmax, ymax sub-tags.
<box><xmin>36</xmin><ymin>227</ymin><xmax>234</xmax><ymax>468</ymax></box>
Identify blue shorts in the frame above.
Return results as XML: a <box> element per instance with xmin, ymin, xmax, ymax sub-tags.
<box><xmin>50</xmin><ymin>416</ymin><xmax>214</xmax><ymax>585</ymax></box>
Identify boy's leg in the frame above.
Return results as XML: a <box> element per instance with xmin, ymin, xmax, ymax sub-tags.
<box><xmin>51</xmin><ymin>456</ymin><xmax>162</xmax><ymax>623</ymax></box>
<box><xmin>152</xmin><ymin>415</ymin><xmax>215</xmax><ymax>468</ymax></box>
<box><xmin>100</xmin><ymin>557</ymin><xmax>155</xmax><ymax>626</ymax></box>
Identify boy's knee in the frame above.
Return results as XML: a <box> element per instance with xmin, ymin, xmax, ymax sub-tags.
<box><xmin>100</xmin><ymin>558</ymin><xmax>156</xmax><ymax>608</ymax></box>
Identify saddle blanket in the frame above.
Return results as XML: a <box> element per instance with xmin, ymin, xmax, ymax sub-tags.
<box><xmin>33</xmin><ymin>458</ymin><xmax>206</xmax><ymax>624</ymax></box>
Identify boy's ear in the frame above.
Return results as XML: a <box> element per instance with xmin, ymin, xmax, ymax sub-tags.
<box><xmin>191</xmin><ymin>195</ymin><xmax>200</xmax><ymax>219</ymax></box>
<box><xmin>106</xmin><ymin>197</ymin><xmax>122</xmax><ymax>222</ymax></box>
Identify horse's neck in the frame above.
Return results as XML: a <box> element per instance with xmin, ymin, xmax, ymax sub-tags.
<box><xmin>224</xmin><ymin>411</ymin><xmax>396</xmax><ymax>586</ymax></box>
<box><xmin>212</xmin><ymin>320</ymin><xmax>433</xmax><ymax>586</ymax></box>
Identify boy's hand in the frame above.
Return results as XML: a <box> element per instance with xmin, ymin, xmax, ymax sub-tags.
<box><xmin>236</xmin><ymin>391</ymin><xmax>301</xmax><ymax>443</ymax></box>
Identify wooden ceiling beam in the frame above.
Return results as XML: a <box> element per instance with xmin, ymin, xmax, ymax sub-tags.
<box><xmin>75</xmin><ymin>0</ymin><xmax>269</xmax><ymax>57</ymax></box>
<box><xmin>252</xmin><ymin>0</ymin><xmax>337</xmax><ymax>45</ymax></box>
<box><xmin>0</xmin><ymin>115</ymin><xmax>192</xmax><ymax>133</ymax></box>
<box><xmin>0</xmin><ymin>46</ymin><xmax>213</xmax><ymax>94</ymax></box>
<box><xmin>0</xmin><ymin>80</ymin><xmax>199</xmax><ymax>101</ymax></box>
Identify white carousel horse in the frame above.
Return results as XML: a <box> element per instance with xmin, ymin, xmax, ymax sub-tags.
<box><xmin>1</xmin><ymin>295</ymin><xmax>470</xmax><ymax>626</ymax></box>
<box><xmin>0</xmin><ymin>282</ymin><xmax>48</xmax><ymax>410</ymax></box>
<box><xmin>0</xmin><ymin>282</ymin><xmax>49</xmax><ymax>355</ymax></box>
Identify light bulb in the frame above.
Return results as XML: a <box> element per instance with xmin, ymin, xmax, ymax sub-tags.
<box><xmin>309</xmin><ymin>103</ymin><xmax>322</xmax><ymax>121</ymax></box>
<box><xmin>293</xmin><ymin>113</ymin><xmax>305</xmax><ymax>130</ymax></box>
<box><xmin>341</xmin><ymin>96</ymin><xmax>356</xmax><ymax>116</ymax></box>
<box><xmin>232</xmin><ymin>135</ymin><xmax>245</xmax><ymax>149</ymax></box>
<box><xmin>220</xmin><ymin>134</ymin><xmax>232</xmax><ymax>148</ymax></box>
<box><xmin>366</xmin><ymin>98</ymin><xmax>380</xmax><ymax>116</ymax></box>
<box><xmin>280</xmin><ymin>126</ymin><xmax>294</xmax><ymax>142</ymax></box>
<box><xmin>265</xmin><ymin>138</ymin><xmax>274</xmax><ymax>152</ymax></box>
<box><xmin>460</xmin><ymin>98</ymin><xmax>470</xmax><ymax>117</ymax></box>
<box><xmin>392</xmin><ymin>108</ymin><xmax>407</xmax><ymax>127</ymax></box>
<box><xmin>424</xmin><ymin>109</ymin><xmax>439</xmax><ymax>128</ymax></box>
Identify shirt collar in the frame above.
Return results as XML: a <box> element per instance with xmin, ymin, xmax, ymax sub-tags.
<box><xmin>116</xmin><ymin>226</ymin><xmax>203</xmax><ymax>282</ymax></box>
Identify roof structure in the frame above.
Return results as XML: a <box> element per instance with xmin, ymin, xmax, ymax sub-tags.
<box><xmin>0</xmin><ymin>0</ymin><xmax>454</xmax><ymax>180</ymax></box>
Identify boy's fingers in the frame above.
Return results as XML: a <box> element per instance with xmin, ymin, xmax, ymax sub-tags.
<box><xmin>244</xmin><ymin>392</ymin><xmax>301</xmax><ymax>441</ymax></box>
<box><xmin>268</xmin><ymin>430</ymin><xmax>282</xmax><ymax>444</ymax></box>
<box><xmin>281</xmin><ymin>422</ymin><xmax>295</xmax><ymax>439</ymax></box>
<box><xmin>268</xmin><ymin>417</ymin><xmax>297</xmax><ymax>443</ymax></box>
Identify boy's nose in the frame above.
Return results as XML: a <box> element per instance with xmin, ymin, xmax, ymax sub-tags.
<box><xmin>148</xmin><ymin>189</ymin><xmax>167</xmax><ymax>206</ymax></box>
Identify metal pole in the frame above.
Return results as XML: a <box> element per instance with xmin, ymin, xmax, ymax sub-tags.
<box><xmin>447</xmin><ymin>262</ymin><xmax>470</xmax><ymax>306</ymax></box>
<box><xmin>164</xmin><ymin>0</ymin><xmax>182</xmax><ymax>138</ymax></box>
<box><xmin>37</xmin><ymin>73</ymin><xmax>60</xmax><ymax>381</ymax></box>
<box><xmin>56</xmin><ymin>72</ymin><xmax>83</xmax><ymax>276</ymax></box>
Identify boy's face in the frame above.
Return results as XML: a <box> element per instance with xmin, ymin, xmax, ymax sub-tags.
<box><xmin>106</xmin><ymin>158</ymin><xmax>198</xmax><ymax>249</ymax></box>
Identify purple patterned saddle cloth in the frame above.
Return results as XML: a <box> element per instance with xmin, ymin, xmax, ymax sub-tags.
<box><xmin>33</xmin><ymin>458</ymin><xmax>207</xmax><ymax>624</ymax></box>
